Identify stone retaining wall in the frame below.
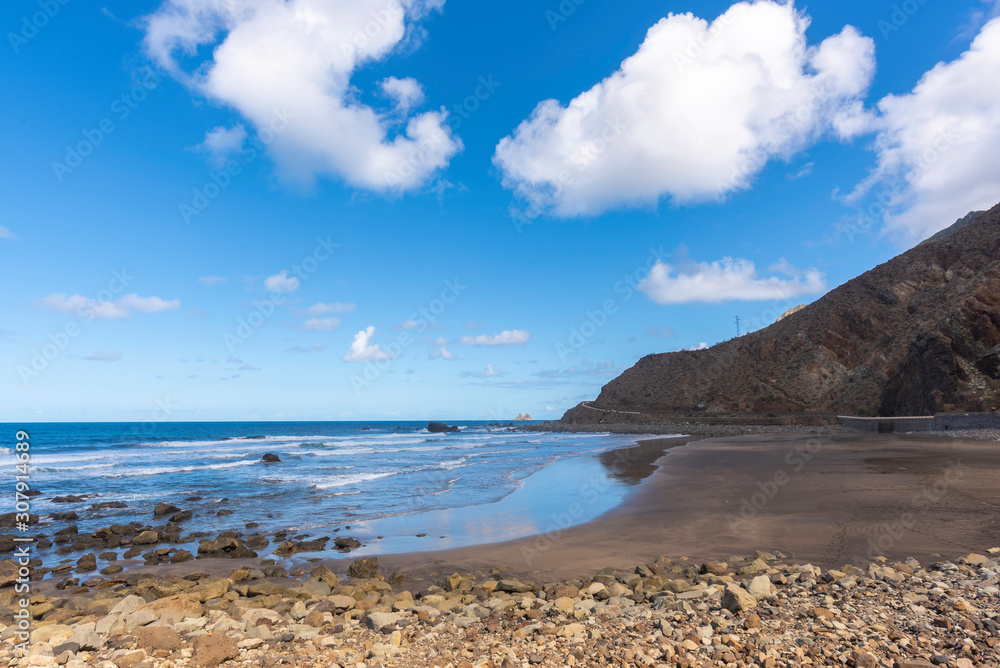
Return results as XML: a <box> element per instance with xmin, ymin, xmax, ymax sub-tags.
<box><xmin>838</xmin><ymin>413</ymin><xmax>1000</xmax><ymax>433</ymax></box>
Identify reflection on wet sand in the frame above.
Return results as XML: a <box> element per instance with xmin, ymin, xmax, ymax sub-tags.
<box><xmin>598</xmin><ymin>436</ymin><xmax>692</xmax><ymax>485</ymax></box>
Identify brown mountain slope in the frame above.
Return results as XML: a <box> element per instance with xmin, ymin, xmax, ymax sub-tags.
<box><xmin>564</xmin><ymin>203</ymin><xmax>1000</xmax><ymax>420</ymax></box>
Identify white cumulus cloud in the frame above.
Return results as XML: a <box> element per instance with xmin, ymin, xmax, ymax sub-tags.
<box><xmin>494</xmin><ymin>1</ymin><xmax>875</xmax><ymax>217</ymax></box>
<box><xmin>343</xmin><ymin>326</ymin><xmax>392</xmax><ymax>362</ymax></box>
<box><xmin>458</xmin><ymin>329</ymin><xmax>531</xmax><ymax>346</ymax></box>
<box><xmin>37</xmin><ymin>293</ymin><xmax>181</xmax><ymax>319</ymax></box>
<box><xmin>382</xmin><ymin>76</ymin><xmax>425</xmax><ymax>114</ymax></box>
<box><xmin>849</xmin><ymin>17</ymin><xmax>1000</xmax><ymax>243</ymax></box>
<box><xmin>143</xmin><ymin>0</ymin><xmax>461</xmax><ymax>192</ymax></box>
<box><xmin>264</xmin><ymin>270</ymin><xmax>300</xmax><ymax>294</ymax></box>
<box><xmin>430</xmin><ymin>336</ymin><xmax>456</xmax><ymax>359</ymax></box>
<box><xmin>638</xmin><ymin>257</ymin><xmax>826</xmax><ymax>304</ymax></box>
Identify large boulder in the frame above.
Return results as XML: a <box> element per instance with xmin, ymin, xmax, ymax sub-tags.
<box><xmin>347</xmin><ymin>557</ymin><xmax>379</xmax><ymax>579</ymax></box>
<box><xmin>747</xmin><ymin>574</ymin><xmax>776</xmax><ymax>600</ymax></box>
<box><xmin>334</xmin><ymin>536</ymin><xmax>361</xmax><ymax>551</ymax></box>
<box><xmin>154</xmin><ymin>503</ymin><xmax>180</xmax><ymax>517</ymax></box>
<box><xmin>427</xmin><ymin>422</ymin><xmax>459</xmax><ymax>433</ymax></box>
<box><xmin>198</xmin><ymin>536</ymin><xmax>257</xmax><ymax>559</ymax></box>
<box><xmin>132</xmin><ymin>531</ymin><xmax>159</xmax><ymax>545</ymax></box>
<box><xmin>722</xmin><ymin>584</ymin><xmax>758</xmax><ymax>613</ymax></box>
<box><xmin>192</xmin><ymin>633</ymin><xmax>239</xmax><ymax>668</ymax></box>
<box><xmin>134</xmin><ymin>626</ymin><xmax>181</xmax><ymax>652</ymax></box>
<box><xmin>273</xmin><ymin>537</ymin><xmax>329</xmax><ymax>556</ymax></box>
<box><xmin>0</xmin><ymin>559</ymin><xmax>18</xmax><ymax>588</ymax></box>
<box><xmin>364</xmin><ymin>612</ymin><xmax>400</xmax><ymax>631</ymax></box>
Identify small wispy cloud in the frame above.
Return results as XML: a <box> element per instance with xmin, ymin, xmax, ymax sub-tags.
<box><xmin>306</xmin><ymin>302</ymin><xmax>355</xmax><ymax>316</ymax></box>
<box><xmin>286</xmin><ymin>344</ymin><xmax>327</xmax><ymax>353</ymax></box>
<box><xmin>460</xmin><ymin>364</ymin><xmax>504</xmax><ymax>378</ymax></box>
<box><xmin>459</xmin><ymin>329</ymin><xmax>531</xmax><ymax>346</ymax></box>
<box><xmin>786</xmin><ymin>161</ymin><xmax>814</xmax><ymax>180</ymax></box>
<box><xmin>302</xmin><ymin>317</ymin><xmax>340</xmax><ymax>332</ymax></box>
<box><xmin>198</xmin><ymin>275</ymin><xmax>230</xmax><ymax>286</ymax></box>
<box><xmin>37</xmin><ymin>293</ymin><xmax>180</xmax><ymax>319</ymax></box>
<box><xmin>196</xmin><ymin>124</ymin><xmax>247</xmax><ymax>168</ymax></box>
<box><xmin>647</xmin><ymin>326</ymin><xmax>676</xmax><ymax>339</ymax></box>
<box><xmin>84</xmin><ymin>352</ymin><xmax>122</xmax><ymax>362</ymax></box>
<box><xmin>264</xmin><ymin>270</ymin><xmax>300</xmax><ymax>294</ymax></box>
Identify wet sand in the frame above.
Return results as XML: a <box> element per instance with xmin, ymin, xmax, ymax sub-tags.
<box><xmin>322</xmin><ymin>432</ymin><xmax>1000</xmax><ymax>582</ymax></box>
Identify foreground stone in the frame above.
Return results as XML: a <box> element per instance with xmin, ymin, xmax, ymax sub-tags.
<box><xmin>1</xmin><ymin>550</ymin><xmax>998</xmax><ymax>667</ymax></box>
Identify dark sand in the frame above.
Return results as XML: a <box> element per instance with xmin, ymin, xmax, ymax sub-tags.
<box><xmin>319</xmin><ymin>432</ymin><xmax>1000</xmax><ymax>582</ymax></box>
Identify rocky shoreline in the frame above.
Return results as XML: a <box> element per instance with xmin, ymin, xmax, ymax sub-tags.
<box><xmin>2</xmin><ymin>549</ymin><xmax>998</xmax><ymax>667</ymax></box>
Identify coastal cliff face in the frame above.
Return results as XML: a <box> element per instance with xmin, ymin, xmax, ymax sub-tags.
<box><xmin>564</xmin><ymin>204</ymin><xmax>1000</xmax><ymax>420</ymax></box>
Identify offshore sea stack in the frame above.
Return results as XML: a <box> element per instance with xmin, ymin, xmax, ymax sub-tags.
<box><xmin>564</xmin><ymin>205</ymin><xmax>1000</xmax><ymax>419</ymax></box>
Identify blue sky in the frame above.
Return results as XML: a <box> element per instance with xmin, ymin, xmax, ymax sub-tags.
<box><xmin>2</xmin><ymin>0</ymin><xmax>999</xmax><ymax>422</ymax></box>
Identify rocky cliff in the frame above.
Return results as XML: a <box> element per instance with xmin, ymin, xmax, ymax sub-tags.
<box><xmin>563</xmin><ymin>204</ymin><xmax>1000</xmax><ymax>421</ymax></box>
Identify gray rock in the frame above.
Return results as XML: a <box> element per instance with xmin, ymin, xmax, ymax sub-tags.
<box><xmin>365</xmin><ymin>612</ymin><xmax>400</xmax><ymax>631</ymax></box>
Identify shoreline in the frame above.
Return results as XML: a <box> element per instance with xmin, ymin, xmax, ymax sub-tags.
<box><xmin>314</xmin><ymin>430</ymin><xmax>1000</xmax><ymax>582</ymax></box>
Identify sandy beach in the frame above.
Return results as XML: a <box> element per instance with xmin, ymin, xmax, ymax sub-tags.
<box><xmin>338</xmin><ymin>431</ymin><xmax>1000</xmax><ymax>582</ymax></box>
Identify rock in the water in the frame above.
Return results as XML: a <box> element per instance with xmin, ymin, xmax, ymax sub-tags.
<box><xmin>262</xmin><ymin>453</ymin><xmax>281</xmax><ymax>462</ymax></box>
<box><xmin>347</xmin><ymin>556</ymin><xmax>380</xmax><ymax>579</ymax></box>
<box><xmin>76</xmin><ymin>553</ymin><xmax>97</xmax><ymax>572</ymax></box>
<box><xmin>154</xmin><ymin>503</ymin><xmax>180</xmax><ymax>516</ymax></box>
<box><xmin>0</xmin><ymin>512</ymin><xmax>39</xmax><ymax>527</ymax></box>
<box><xmin>132</xmin><ymin>530</ymin><xmax>159</xmax><ymax>545</ymax></box>
<box><xmin>427</xmin><ymin>421</ymin><xmax>460</xmax><ymax>433</ymax></box>
<box><xmin>274</xmin><ymin>537</ymin><xmax>329</xmax><ymax>556</ymax></box>
<box><xmin>334</xmin><ymin>536</ymin><xmax>361</xmax><ymax>551</ymax></box>
<box><xmin>198</xmin><ymin>536</ymin><xmax>257</xmax><ymax>559</ymax></box>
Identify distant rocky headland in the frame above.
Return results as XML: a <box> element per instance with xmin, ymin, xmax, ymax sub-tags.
<box><xmin>556</xmin><ymin>204</ymin><xmax>1000</xmax><ymax>426</ymax></box>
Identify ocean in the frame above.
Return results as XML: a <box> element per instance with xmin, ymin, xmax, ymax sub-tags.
<box><xmin>5</xmin><ymin>421</ymin><xmax>677</xmax><ymax>561</ymax></box>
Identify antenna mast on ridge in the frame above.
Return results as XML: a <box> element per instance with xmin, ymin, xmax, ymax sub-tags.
<box><xmin>735</xmin><ymin>315</ymin><xmax>742</xmax><ymax>337</ymax></box>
